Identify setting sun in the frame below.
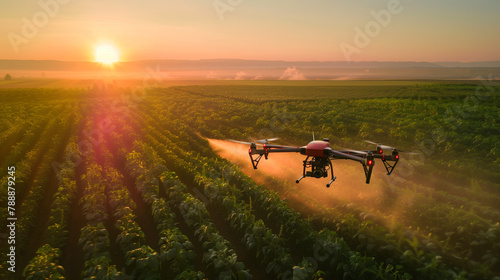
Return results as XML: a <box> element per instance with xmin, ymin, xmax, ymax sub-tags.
<box><xmin>94</xmin><ymin>44</ymin><xmax>119</xmax><ymax>65</ymax></box>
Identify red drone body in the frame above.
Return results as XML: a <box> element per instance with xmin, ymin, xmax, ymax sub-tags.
<box><xmin>304</xmin><ymin>140</ymin><xmax>331</xmax><ymax>158</ymax></box>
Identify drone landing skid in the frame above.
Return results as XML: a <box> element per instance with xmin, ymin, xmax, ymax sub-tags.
<box><xmin>249</xmin><ymin>153</ymin><xmax>263</xmax><ymax>169</ymax></box>
<box><xmin>382</xmin><ymin>159</ymin><xmax>398</xmax><ymax>175</ymax></box>
<box><xmin>327</xmin><ymin>176</ymin><xmax>337</xmax><ymax>188</ymax></box>
<box><xmin>249</xmin><ymin>144</ymin><xmax>269</xmax><ymax>169</ymax></box>
<box><xmin>363</xmin><ymin>163</ymin><xmax>374</xmax><ymax>184</ymax></box>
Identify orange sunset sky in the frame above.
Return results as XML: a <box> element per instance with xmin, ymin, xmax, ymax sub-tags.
<box><xmin>1</xmin><ymin>0</ymin><xmax>499</xmax><ymax>62</ymax></box>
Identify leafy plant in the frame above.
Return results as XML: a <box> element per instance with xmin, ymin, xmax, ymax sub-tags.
<box><xmin>23</xmin><ymin>245</ymin><xmax>65</xmax><ymax>280</ymax></box>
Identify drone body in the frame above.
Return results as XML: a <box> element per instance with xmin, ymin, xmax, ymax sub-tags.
<box><xmin>238</xmin><ymin>137</ymin><xmax>401</xmax><ymax>188</ymax></box>
<box><xmin>304</xmin><ymin>140</ymin><xmax>331</xmax><ymax>157</ymax></box>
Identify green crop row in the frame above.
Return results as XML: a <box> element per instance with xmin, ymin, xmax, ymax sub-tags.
<box><xmin>126</xmin><ymin>145</ymin><xmax>204</xmax><ymax>279</ymax></box>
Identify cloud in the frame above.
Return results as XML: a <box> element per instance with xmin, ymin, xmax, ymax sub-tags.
<box><xmin>206</xmin><ymin>71</ymin><xmax>217</xmax><ymax>79</ymax></box>
<box><xmin>279</xmin><ymin>67</ymin><xmax>306</xmax><ymax>80</ymax></box>
<box><xmin>333</xmin><ymin>76</ymin><xmax>354</xmax><ymax>80</ymax></box>
<box><xmin>234</xmin><ymin>71</ymin><xmax>247</xmax><ymax>80</ymax></box>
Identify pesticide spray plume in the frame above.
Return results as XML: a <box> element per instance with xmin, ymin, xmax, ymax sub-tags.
<box><xmin>208</xmin><ymin>139</ymin><xmax>417</xmax><ymax>228</ymax></box>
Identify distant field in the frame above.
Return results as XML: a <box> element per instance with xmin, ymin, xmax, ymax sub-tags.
<box><xmin>0</xmin><ymin>77</ymin><xmax>486</xmax><ymax>89</ymax></box>
<box><xmin>0</xmin><ymin>81</ymin><xmax>499</xmax><ymax>279</ymax></box>
<box><xmin>176</xmin><ymin>82</ymin><xmax>490</xmax><ymax>101</ymax></box>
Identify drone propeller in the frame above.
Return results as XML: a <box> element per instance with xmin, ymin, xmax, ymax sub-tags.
<box><xmin>256</xmin><ymin>138</ymin><xmax>280</xmax><ymax>144</ymax></box>
<box><xmin>339</xmin><ymin>147</ymin><xmax>368</xmax><ymax>155</ymax></box>
<box><xmin>397</xmin><ymin>150</ymin><xmax>420</xmax><ymax>155</ymax></box>
<box><xmin>364</xmin><ymin>140</ymin><xmax>420</xmax><ymax>155</ymax></box>
<box><xmin>227</xmin><ymin>139</ymin><xmax>257</xmax><ymax>145</ymax></box>
<box><xmin>364</xmin><ymin>140</ymin><xmax>396</xmax><ymax>150</ymax></box>
<box><xmin>227</xmin><ymin>138</ymin><xmax>280</xmax><ymax>145</ymax></box>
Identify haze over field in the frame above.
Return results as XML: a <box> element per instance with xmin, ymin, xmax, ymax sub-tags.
<box><xmin>1</xmin><ymin>59</ymin><xmax>500</xmax><ymax>80</ymax></box>
<box><xmin>1</xmin><ymin>0</ymin><xmax>499</xmax><ymax>75</ymax></box>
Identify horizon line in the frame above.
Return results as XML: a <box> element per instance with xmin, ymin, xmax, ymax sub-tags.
<box><xmin>1</xmin><ymin>58</ymin><xmax>500</xmax><ymax>64</ymax></box>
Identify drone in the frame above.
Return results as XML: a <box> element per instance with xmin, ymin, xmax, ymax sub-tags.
<box><xmin>229</xmin><ymin>136</ymin><xmax>406</xmax><ymax>188</ymax></box>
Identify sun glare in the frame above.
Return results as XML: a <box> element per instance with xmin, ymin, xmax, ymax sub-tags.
<box><xmin>94</xmin><ymin>44</ymin><xmax>119</xmax><ymax>65</ymax></box>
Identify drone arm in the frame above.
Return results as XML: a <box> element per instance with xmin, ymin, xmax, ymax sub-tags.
<box><xmin>249</xmin><ymin>147</ymin><xmax>302</xmax><ymax>155</ymax></box>
<box><xmin>380</xmin><ymin>154</ymin><xmax>399</xmax><ymax>175</ymax></box>
<box><xmin>381</xmin><ymin>154</ymin><xmax>398</xmax><ymax>161</ymax></box>
<box><xmin>326</xmin><ymin>148</ymin><xmax>375</xmax><ymax>184</ymax></box>
<box><xmin>248</xmin><ymin>145</ymin><xmax>302</xmax><ymax>169</ymax></box>
<box><xmin>261</xmin><ymin>143</ymin><xmax>303</xmax><ymax>150</ymax></box>
<box><xmin>327</xmin><ymin>149</ymin><xmax>369</xmax><ymax>164</ymax></box>
<box><xmin>338</xmin><ymin>149</ymin><xmax>400</xmax><ymax>177</ymax></box>
<box><xmin>264</xmin><ymin>148</ymin><xmax>303</xmax><ymax>153</ymax></box>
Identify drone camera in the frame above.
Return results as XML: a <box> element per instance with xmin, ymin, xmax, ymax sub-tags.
<box><xmin>314</xmin><ymin>169</ymin><xmax>326</xmax><ymax>178</ymax></box>
<box><xmin>307</xmin><ymin>169</ymin><xmax>327</xmax><ymax>178</ymax></box>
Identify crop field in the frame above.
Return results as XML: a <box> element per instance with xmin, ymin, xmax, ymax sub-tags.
<box><xmin>0</xmin><ymin>80</ymin><xmax>499</xmax><ymax>280</ymax></box>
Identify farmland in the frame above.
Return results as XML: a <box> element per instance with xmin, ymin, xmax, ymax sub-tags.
<box><xmin>0</xmin><ymin>80</ymin><xmax>499</xmax><ymax>279</ymax></box>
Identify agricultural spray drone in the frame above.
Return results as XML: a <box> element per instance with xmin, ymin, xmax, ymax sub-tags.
<box><xmin>229</xmin><ymin>137</ymin><xmax>410</xmax><ymax>188</ymax></box>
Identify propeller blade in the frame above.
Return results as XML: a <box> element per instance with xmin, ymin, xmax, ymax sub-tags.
<box><xmin>256</xmin><ymin>138</ymin><xmax>280</xmax><ymax>144</ymax></box>
<box><xmin>398</xmin><ymin>150</ymin><xmax>420</xmax><ymax>155</ymax></box>
<box><xmin>227</xmin><ymin>139</ymin><xmax>256</xmax><ymax>145</ymax></box>
<box><xmin>364</xmin><ymin>140</ymin><xmax>379</xmax><ymax>146</ymax></box>
<box><xmin>228</xmin><ymin>138</ymin><xmax>281</xmax><ymax>145</ymax></box>
<box><xmin>364</xmin><ymin>140</ymin><xmax>420</xmax><ymax>155</ymax></box>
<box><xmin>380</xmin><ymin>144</ymin><xmax>396</xmax><ymax>150</ymax></box>
<box><xmin>364</xmin><ymin>140</ymin><xmax>395</xmax><ymax>150</ymax></box>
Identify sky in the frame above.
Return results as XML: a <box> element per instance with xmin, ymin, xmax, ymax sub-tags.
<box><xmin>1</xmin><ymin>0</ymin><xmax>499</xmax><ymax>62</ymax></box>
